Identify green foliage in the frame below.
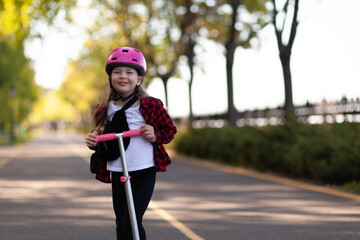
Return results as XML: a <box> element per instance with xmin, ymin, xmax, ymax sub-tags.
<box><xmin>57</xmin><ymin>0</ymin><xmax>273</xmax><ymax>127</ymax></box>
<box><xmin>203</xmin><ymin>0</ymin><xmax>270</xmax><ymax>46</ymax></box>
<box><xmin>0</xmin><ymin>39</ymin><xmax>39</xmax><ymax>125</ymax></box>
<box><xmin>344</xmin><ymin>181</ymin><xmax>360</xmax><ymax>193</ymax></box>
<box><xmin>175</xmin><ymin>122</ymin><xmax>360</xmax><ymax>185</ymax></box>
<box><xmin>58</xmin><ymin>39</ymin><xmax>115</xmax><ymax>121</ymax></box>
<box><xmin>0</xmin><ymin>0</ymin><xmax>77</xmax><ymax>142</ymax></box>
<box><xmin>0</xmin><ymin>0</ymin><xmax>76</xmax><ymax>40</ymax></box>
<box><xmin>61</xmin><ymin>0</ymin><xmax>185</xmax><ymax>115</ymax></box>
<box><xmin>0</xmin><ymin>39</ymin><xmax>39</xmax><ymax>143</ymax></box>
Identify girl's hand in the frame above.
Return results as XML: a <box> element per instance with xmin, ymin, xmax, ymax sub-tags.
<box><xmin>141</xmin><ymin>124</ymin><xmax>157</xmax><ymax>143</ymax></box>
<box><xmin>86</xmin><ymin>131</ymin><xmax>98</xmax><ymax>148</ymax></box>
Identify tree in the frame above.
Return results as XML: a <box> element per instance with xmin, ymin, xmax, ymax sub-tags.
<box><xmin>0</xmin><ymin>40</ymin><xmax>39</xmax><ymax>141</ymax></box>
<box><xmin>272</xmin><ymin>0</ymin><xmax>300</xmax><ymax>117</ymax></box>
<box><xmin>0</xmin><ymin>0</ymin><xmax>76</xmax><ymax>141</ymax></box>
<box><xmin>176</xmin><ymin>0</ymin><xmax>204</xmax><ymax>124</ymax></box>
<box><xmin>58</xmin><ymin>39</ymin><xmax>112</xmax><ymax>130</ymax></box>
<box><xmin>203</xmin><ymin>0</ymin><xmax>269</xmax><ymax>126</ymax></box>
<box><xmin>0</xmin><ymin>0</ymin><xmax>76</xmax><ymax>41</ymax></box>
<box><xmin>144</xmin><ymin>0</ymin><xmax>181</xmax><ymax>108</ymax></box>
<box><xmin>60</xmin><ymin>0</ymin><xmax>272</xmax><ymax>129</ymax></box>
<box><xmin>81</xmin><ymin>0</ymin><xmax>182</xmax><ymax>110</ymax></box>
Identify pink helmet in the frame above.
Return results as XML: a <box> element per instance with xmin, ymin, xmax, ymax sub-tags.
<box><xmin>105</xmin><ymin>47</ymin><xmax>147</xmax><ymax>76</ymax></box>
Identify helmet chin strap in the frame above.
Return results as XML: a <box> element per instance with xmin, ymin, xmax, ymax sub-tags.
<box><xmin>111</xmin><ymin>85</ymin><xmax>140</xmax><ymax>102</ymax></box>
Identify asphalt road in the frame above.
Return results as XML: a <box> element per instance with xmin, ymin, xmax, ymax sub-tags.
<box><xmin>1</xmin><ymin>132</ymin><xmax>360</xmax><ymax>240</ymax></box>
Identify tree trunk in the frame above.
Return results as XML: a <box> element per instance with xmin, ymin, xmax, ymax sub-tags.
<box><xmin>162</xmin><ymin>78</ymin><xmax>169</xmax><ymax>109</ymax></box>
<box><xmin>187</xmin><ymin>40</ymin><xmax>195</xmax><ymax>125</ymax></box>
<box><xmin>225</xmin><ymin>0</ymin><xmax>240</xmax><ymax>127</ymax></box>
<box><xmin>226</xmin><ymin>44</ymin><xmax>237</xmax><ymax>126</ymax></box>
<box><xmin>272</xmin><ymin>0</ymin><xmax>299</xmax><ymax>120</ymax></box>
<box><xmin>181</xmin><ymin>0</ymin><xmax>196</xmax><ymax>126</ymax></box>
<box><xmin>279</xmin><ymin>51</ymin><xmax>294</xmax><ymax>113</ymax></box>
<box><xmin>188</xmin><ymin>81</ymin><xmax>193</xmax><ymax>124</ymax></box>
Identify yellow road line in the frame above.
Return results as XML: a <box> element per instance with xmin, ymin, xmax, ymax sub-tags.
<box><xmin>149</xmin><ymin>201</ymin><xmax>205</xmax><ymax>240</ymax></box>
<box><xmin>63</xmin><ymin>140</ymin><xmax>205</xmax><ymax>240</ymax></box>
<box><xmin>173</xmin><ymin>153</ymin><xmax>360</xmax><ymax>202</ymax></box>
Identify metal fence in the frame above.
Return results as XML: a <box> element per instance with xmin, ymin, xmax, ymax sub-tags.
<box><xmin>175</xmin><ymin>97</ymin><xmax>360</xmax><ymax>127</ymax></box>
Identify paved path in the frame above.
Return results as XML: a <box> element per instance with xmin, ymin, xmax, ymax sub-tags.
<box><xmin>1</xmin><ymin>132</ymin><xmax>360</xmax><ymax>240</ymax></box>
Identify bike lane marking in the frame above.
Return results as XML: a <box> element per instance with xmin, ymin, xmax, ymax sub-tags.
<box><xmin>148</xmin><ymin>201</ymin><xmax>205</xmax><ymax>240</ymax></box>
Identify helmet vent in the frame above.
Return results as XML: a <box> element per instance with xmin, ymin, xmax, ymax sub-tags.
<box><xmin>132</xmin><ymin>58</ymin><xmax>138</xmax><ymax>62</ymax></box>
<box><xmin>122</xmin><ymin>49</ymin><xmax>129</xmax><ymax>52</ymax></box>
<box><xmin>111</xmin><ymin>58</ymin><xmax>117</xmax><ymax>60</ymax></box>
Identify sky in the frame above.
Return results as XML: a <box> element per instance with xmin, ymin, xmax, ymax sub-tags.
<box><xmin>25</xmin><ymin>0</ymin><xmax>360</xmax><ymax>118</ymax></box>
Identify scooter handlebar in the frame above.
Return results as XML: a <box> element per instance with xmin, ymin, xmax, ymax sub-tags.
<box><xmin>96</xmin><ymin>133</ymin><xmax>116</xmax><ymax>143</ymax></box>
<box><xmin>96</xmin><ymin>129</ymin><xmax>142</xmax><ymax>143</ymax></box>
<box><xmin>123</xmin><ymin>129</ymin><xmax>142</xmax><ymax>138</ymax></box>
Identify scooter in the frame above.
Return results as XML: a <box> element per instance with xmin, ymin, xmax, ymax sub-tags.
<box><xmin>97</xmin><ymin>129</ymin><xmax>142</xmax><ymax>240</ymax></box>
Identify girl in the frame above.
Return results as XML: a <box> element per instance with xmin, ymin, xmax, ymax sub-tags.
<box><xmin>85</xmin><ymin>47</ymin><xmax>176</xmax><ymax>240</ymax></box>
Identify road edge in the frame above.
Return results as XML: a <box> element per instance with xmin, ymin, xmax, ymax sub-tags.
<box><xmin>169</xmin><ymin>151</ymin><xmax>360</xmax><ymax>202</ymax></box>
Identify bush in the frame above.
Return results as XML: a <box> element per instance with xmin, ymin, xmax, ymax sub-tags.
<box><xmin>174</xmin><ymin>121</ymin><xmax>360</xmax><ymax>185</ymax></box>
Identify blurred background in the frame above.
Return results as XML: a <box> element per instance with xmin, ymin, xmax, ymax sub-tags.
<box><xmin>2</xmin><ymin>2</ymin><xmax>360</xmax><ymax>237</ymax></box>
<box><xmin>0</xmin><ymin>0</ymin><xmax>359</xmax><ymax>143</ymax></box>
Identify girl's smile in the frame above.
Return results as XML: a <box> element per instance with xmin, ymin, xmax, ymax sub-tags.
<box><xmin>116</xmin><ymin>81</ymin><xmax>129</xmax><ymax>86</ymax></box>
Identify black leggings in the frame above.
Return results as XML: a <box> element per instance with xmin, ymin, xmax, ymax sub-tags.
<box><xmin>111</xmin><ymin>167</ymin><xmax>156</xmax><ymax>240</ymax></box>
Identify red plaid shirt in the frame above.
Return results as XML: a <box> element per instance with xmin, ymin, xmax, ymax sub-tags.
<box><xmin>94</xmin><ymin>97</ymin><xmax>177</xmax><ymax>183</ymax></box>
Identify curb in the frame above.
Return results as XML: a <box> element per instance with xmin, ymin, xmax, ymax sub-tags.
<box><xmin>169</xmin><ymin>151</ymin><xmax>360</xmax><ymax>202</ymax></box>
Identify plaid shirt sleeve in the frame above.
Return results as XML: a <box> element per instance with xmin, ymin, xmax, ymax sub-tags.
<box><xmin>140</xmin><ymin>97</ymin><xmax>177</xmax><ymax>172</ymax></box>
<box><xmin>92</xmin><ymin>104</ymin><xmax>112</xmax><ymax>183</ymax></box>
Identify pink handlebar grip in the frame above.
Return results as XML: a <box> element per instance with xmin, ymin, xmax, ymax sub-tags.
<box><xmin>123</xmin><ymin>129</ymin><xmax>142</xmax><ymax>138</ymax></box>
<box><xmin>96</xmin><ymin>133</ymin><xmax>116</xmax><ymax>143</ymax></box>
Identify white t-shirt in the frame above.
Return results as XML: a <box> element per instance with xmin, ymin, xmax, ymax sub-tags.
<box><xmin>106</xmin><ymin>100</ymin><xmax>154</xmax><ymax>172</ymax></box>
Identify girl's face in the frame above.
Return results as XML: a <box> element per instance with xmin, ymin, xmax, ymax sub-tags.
<box><xmin>111</xmin><ymin>66</ymin><xmax>142</xmax><ymax>97</ymax></box>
